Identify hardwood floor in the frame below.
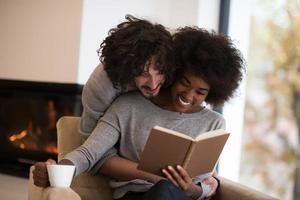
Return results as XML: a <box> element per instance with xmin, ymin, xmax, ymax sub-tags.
<box><xmin>0</xmin><ymin>173</ymin><xmax>28</xmax><ymax>200</ymax></box>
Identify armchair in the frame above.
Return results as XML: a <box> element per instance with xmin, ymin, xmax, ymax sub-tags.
<box><xmin>28</xmin><ymin>116</ymin><xmax>278</xmax><ymax>200</ymax></box>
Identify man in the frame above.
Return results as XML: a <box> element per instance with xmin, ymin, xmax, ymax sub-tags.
<box><xmin>80</xmin><ymin>15</ymin><xmax>175</xmax><ymax>138</ymax></box>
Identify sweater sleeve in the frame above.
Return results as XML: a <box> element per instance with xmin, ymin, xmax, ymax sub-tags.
<box><xmin>80</xmin><ymin>64</ymin><xmax>123</xmax><ymax>137</ymax></box>
<box><xmin>64</xmin><ymin>120</ymin><xmax>120</xmax><ymax>176</ymax></box>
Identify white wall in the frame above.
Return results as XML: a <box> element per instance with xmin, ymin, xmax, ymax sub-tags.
<box><xmin>197</xmin><ymin>0</ymin><xmax>220</xmax><ymax>31</ymax></box>
<box><xmin>0</xmin><ymin>0</ymin><xmax>82</xmax><ymax>83</ymax></box>
<box><xmin>0</xmin><ymin>0</ymin><xmax>220</xmax><ymax>85</ymax></box>
<box><xmin>78</xmin><ymin>0</ymin><xmax>202</xmax><ymax>84</ymax></box>
<box><xmin>219</xmin><ymin>0</ymin><xmax>252</xmax><ymax>181</ymax></box>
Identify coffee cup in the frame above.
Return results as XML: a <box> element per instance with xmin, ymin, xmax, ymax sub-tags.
<box><xmin>47</xmin><ymin>164</ymin><xmax>75</xmax><ymax>187</ymax></box>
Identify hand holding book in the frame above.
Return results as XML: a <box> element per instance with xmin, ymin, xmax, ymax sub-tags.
<box><xmin>137</xmin><ymin>126</ymin><xmax>230</xmax><ymax>178</ymax></box>
<box><xmin>162</xmin><ymin>165</ymin><xmax>203</xmax><ymax>199</ymax></box>
<box><xmin>161</xmin><ymin>165</ymin><xmax>218</xmax><ymax>199</ymax></box>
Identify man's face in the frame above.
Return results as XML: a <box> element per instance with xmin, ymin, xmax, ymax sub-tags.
<box><xmin>134</xmin><ymin>56</ymin><xmax>166</xmax><ymax>98</ymax></box>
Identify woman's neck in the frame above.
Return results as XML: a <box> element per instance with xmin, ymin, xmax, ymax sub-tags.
<box><xmin>151</xmin><ymin>89</ymin><xmax>204</xmax><ymax>113</ymax></box>
<box><xmin>150</xmin><ymin>89</ymin><xmax>176</xmax><ymax>112</ymax></box>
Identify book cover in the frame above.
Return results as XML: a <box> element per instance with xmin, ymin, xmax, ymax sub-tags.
<box><xmin>137</xmin><ymin>126</ymin><xmax>230</xmax><ymax>177</ymax></box>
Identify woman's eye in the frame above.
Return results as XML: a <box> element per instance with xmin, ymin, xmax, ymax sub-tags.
<box><xmin>179</xmin><ymin>79</ymin><xmax>189</xmax><ymax>87</ymax></box>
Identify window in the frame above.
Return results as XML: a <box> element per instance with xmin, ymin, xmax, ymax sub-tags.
<box><xmin>224</xmin><ymin>0</ymin><xmax>300</xmax><ymax>199</ymax></box>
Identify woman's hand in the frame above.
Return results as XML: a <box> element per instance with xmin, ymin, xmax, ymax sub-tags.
<box><xmin>32</xmin><ymin>159</ymin><xmax>56</xmax><ymax>187</ymax></box>
<box><xmin>162</xmin><ymin>165</ymin><xmax>202</xmax><ymax>199</ymax></box>
<box><xmin>202</xmin><ymin>176</ymin><xmax>219</xmax><ymax>199</ymax></box>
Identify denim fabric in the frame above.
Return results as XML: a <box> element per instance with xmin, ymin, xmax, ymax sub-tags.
<box><xmin>118</xmin><ymin>180</ymin><xmax>193</xmax><ymax>200</ymax></box>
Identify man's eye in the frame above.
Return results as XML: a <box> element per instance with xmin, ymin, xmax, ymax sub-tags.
<box><xmin>196</xmin><ymin>91</ymin><xmax>205</xmax><ymax>95</ymax></box>
<box><xmin>141</xmin><ymin>71</ymin><xmax>150</xmax><ymax>77</ymax></box>
<box><xmin>155</xmin><ymin>61</ymin><xmax>162</xmax><ymax>68</ymax></box>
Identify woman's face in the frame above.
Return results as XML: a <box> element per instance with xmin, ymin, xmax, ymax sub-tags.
<box><xmin>170</xmin><ymin>70</ymin><xmax>210</xmax><ymax>113</ymax></box>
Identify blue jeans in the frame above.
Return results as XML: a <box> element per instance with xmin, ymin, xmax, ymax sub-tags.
<box><xmin>118</xmin><ymin>180</ymin><xmax>193</xmax><ymax>200</ymax></box>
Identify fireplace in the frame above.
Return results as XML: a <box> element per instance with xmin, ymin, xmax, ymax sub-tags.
<box><xmin>0</xmin><ymin>79</ymin><xmax>83</xmax><ymax>177</ymax></box>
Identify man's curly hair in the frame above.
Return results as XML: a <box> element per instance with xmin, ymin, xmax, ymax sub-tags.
<box><xmin>173</xmin><ymin>27</ymin><xmax>245</xmax><ymax>106</ymax></box>
<box><xmin>98</xmin><ymin>15</ymin><xmax>175</xmax><ymax>90</ymax></box>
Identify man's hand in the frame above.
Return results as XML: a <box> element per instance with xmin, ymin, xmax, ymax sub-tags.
<box><xmin>162</xmin><ymin>165</ymin><xmax>202</xmax><ymax>199</ymax></box>
<box><xmin>32</xmin><ymin>159</ymin><xmax>56</xmax><ymax>188</ymax></box>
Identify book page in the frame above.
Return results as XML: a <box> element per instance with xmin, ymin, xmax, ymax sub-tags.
<box><xmin>185</xmin><ymin>133</ymin><xmax>230</xmax><ymax>177</ymax></box>
<box><xmin>137</xmin><ymin>127</ymin><xmax>192</xmax><ymax>176</ymax></box>
<box><xmin>195</xmin><ymin>129</ymin><xmax>228</xmax><ymax>141</ymax></box>
<box><xmin>153</xmin><ymin>126</ymin><xmax>194</xmax><ymax>141</ymax></box>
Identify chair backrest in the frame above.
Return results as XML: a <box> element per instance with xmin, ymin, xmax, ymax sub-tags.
<box><xmin>57</xmin><ymin>116</ymin><xmax>82</xmax><ymax>160</ymax></box>
<box><xmin>56</xmin><ymin>116</ymin><xmax>112</xmax><ymax>200</ymax></box>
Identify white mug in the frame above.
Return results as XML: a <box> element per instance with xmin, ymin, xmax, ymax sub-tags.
<box><xmin>47</xmin><ymin>164</ymin><xmax>75</xmax><ymax>187</ymax></box>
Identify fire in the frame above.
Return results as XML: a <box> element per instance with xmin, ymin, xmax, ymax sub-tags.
<box><xmin>45</xmin><ymin>145</ymin><xmax>58</xmax><ymax>154</ymax></box>
<box><xmin>8</xmin><ymin>125</ymin><xmax>58</xmax><ymax>154</ymax></box>
<box><xmin>9</xmin><ymin>130</ymin><xmax>28</xmax><ymax>142</ymax></box>
<box><xmin>7</xmin><ymin>102</ymin><xmax>59</xmax><ymax>154</ymax></box>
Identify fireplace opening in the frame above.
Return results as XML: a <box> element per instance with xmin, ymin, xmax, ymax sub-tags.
<box><xmin>0</xmin><ymin>79</ymin><xmax>83</xmax><ymax>177</ymax></box>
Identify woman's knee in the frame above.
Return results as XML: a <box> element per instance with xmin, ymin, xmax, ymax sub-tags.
<box><xmin>145</xmin><ymin>180</ymin><xmax>191</xmax><ymax>200</ymax></box>
<box><xmin>154</xmin><ymin>180</ymin><xmax>176</xmax><ymax>192</ymax></box>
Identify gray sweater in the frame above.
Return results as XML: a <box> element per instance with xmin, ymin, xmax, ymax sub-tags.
<box><xmin>65</xmin><ymin>92</ymin><xmax>225</xmax><ymax>199</ymax></box>
<box><xmin>80</xmin><ymin>63</ymin><xmax>126</xmax><ymax>137</ymax></box>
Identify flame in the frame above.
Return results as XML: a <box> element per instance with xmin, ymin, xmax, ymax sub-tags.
<box><xmin>9</xmin><ymin>130</ymin><xmax>28</xmax><ymax>142</ymax></box>
<box><xmin>8</xmin><ymin>118</ymin><xmax>58</xmax><ymax>154</ymax></box>
<box><xmin>45</xmin><ymin>145</ymin><xmax>58</xmax><ymax>154</ymax></box>
<box><xmin>20</xmin><ymin>143</ymin><xmax>25</xmax><ymax>149</ymax></box>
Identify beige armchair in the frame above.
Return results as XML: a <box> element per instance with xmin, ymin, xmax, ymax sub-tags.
<box><xmin>28</xmin><ymin>116</ymin><xmax>278</xmax><ymax>200</ymax></box>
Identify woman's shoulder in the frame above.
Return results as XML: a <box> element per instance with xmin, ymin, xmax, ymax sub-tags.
<box><xmin>195</xmin><ymin>107</ymin><xmax>225</xmax><ymax>124</ymax></box>
<box><xmin>197</xmin><ymin>108</ymin><xmax>226</xmax><ymax>128</ymax></box>
<box><xmin>203</xmin><ymin>108</ymin><xmax>224</xmax><ymax>119</ymax></box>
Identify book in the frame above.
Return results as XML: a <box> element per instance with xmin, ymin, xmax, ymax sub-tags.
<box><xmin>137</xmin><ymin>126</ymin><xmax>230</xmax><ymax>178</ymax></box>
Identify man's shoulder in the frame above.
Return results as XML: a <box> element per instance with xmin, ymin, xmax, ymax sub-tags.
<box><xmin>104</xmin><ymin>92</ymin><xmax>148</xmax><ymax>119</ymax></box>
<box><xmin>111</xmin><ymin>91</ymin><xmax>145</xmax><ymax>107</ymax></box>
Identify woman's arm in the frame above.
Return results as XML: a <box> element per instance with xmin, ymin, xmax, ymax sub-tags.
<box><xmin>99</xmin><ymin>156</ymin><xmax>164</xmax><ymax>184</ymax></box>
<box><xmin>100</xmin><ymin>157</ymin><xmax>218</xmax><ymax>200</ymax></box>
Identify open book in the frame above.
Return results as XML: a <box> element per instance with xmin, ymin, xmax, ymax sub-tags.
<box><xmin>137</xmin><ymin>126</ymin><xmax>230</xmax><ymax>178</ymax></box>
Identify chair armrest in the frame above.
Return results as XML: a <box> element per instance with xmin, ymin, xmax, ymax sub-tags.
<box><xmin>41</xmin><ymin>187</ymin><xmax>81</xmax><ymax>200</ymax></box>
<box><xmin>214</xmin><ymin>177</ymin><xmax>279</xmax><ymax>200</ymax></box>
<box><xmin>28</xmin><ymin>165</ymin><xmax>43</xmax><ymax>200</ymax></box>
<box><xmin>56</xmin><ymin>116</ymin><xmax>113</xmax><ymax>200</ymax></box>
<box><xmin>28</xmin><ymin>165</ymin><xmax>81</xmax><ymax>200</ymax></box>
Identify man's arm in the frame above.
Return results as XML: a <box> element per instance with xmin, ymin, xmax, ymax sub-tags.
<box><xmin>80</xmin><ymin>64</ymin><xmax>123</xmax><ymax>136</ymax></box>
<box><xmin>99</xmin><ymin>156</ymin><xmax>164</xmax><ymax>184</ymax></box>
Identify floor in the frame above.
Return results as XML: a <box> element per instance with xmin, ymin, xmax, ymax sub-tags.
<box><xmin>0</xmin><ymin>173</ymin><xmax>28</xmax><ymax>200</ymax></box>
